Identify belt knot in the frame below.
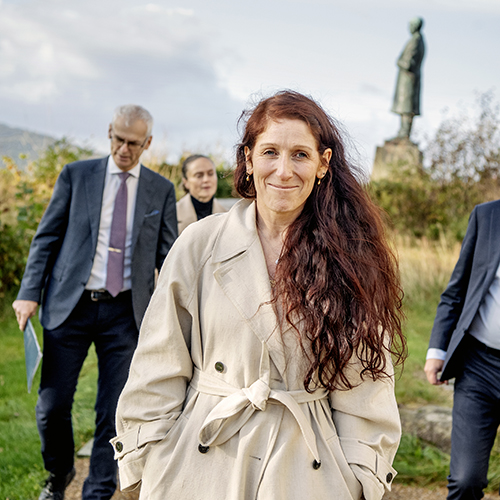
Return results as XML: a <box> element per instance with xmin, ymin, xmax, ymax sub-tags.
<box><xmin>192</xmin><ymin>368</ymin><xmax>327</xmax><ymax>463</ymax></box>
<box><xmin>242</xmin><ymin>378</ymin><xmax>270</xmax><ymax>411</ymax></box>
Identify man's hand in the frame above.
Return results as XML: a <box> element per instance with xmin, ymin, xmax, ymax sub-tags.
<box><xmin>424</xmin><ymin>358</ymin><xmax>448</xmax><ymax>385</ymax></box>
<box><xmin>12</xmin><ymin>300</ymin><xmax>39</xmax><ymax>331</ymax></box>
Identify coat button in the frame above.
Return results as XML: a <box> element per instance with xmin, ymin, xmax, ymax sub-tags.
<box><xmin>312</xmin><ymin>460</ymin><xmax>321</xmax><ymax>470</ymax></box>
<box><xmin>386</xmin><ymin>472</ymin><xmax>393</xmax><ymax>483</ymax></box>
<box><xmin>198</xmin><ymin>444</ymin><xmax>210</xmax><ymax>454</ymax></box>
<box><xmin>115</xmin><ymin>442</ymin><xmax>123</xmax><ymax>453</ymax></box>
<box><xmin>214</xmin><ymin>362</ymin><xmax>225</xmax><ymax>373</ymax></box>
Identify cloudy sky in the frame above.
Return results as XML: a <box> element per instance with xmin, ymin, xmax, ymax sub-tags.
<box><xmin>0</xmin><ymin>0</ymin><xmax>499</xmax><ymax>171</ymax></box>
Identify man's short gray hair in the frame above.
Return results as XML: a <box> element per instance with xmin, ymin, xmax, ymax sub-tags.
<box><xmin>112</xmin><ymin>104</ymin><xmax>153</xmax><ymax>137</ymax></box>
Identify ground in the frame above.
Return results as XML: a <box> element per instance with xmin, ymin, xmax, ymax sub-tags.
<box><xmin>64</xmin><ymin>458</ymin><xmax>500</xmax><ymax>500</ymax></box>
<box><xmin>65</xmin><ymin>459</ymin><xmax>138</xmax><ymax>500</ymax></box>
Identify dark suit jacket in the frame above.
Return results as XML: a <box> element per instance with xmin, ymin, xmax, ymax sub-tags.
<box><xmin>429</xmin><ymin>199</ymin><xmax>500</xmax><ymax>381</ymax></box>
<box><xmin>16</xmin><ymin>157</ymin><xmax>178</xmax><ymax>330</ymax></box>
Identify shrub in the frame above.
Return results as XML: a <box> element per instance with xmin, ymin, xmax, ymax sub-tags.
<box><xmin>216</xmin><ymin>165</ymin><xmax>235</xmax><ymax>199</ymax></box>
<box><xmin>0</xmin><ymin>140</ymin><xmax>93</xmax><ymax>296</ymax></box>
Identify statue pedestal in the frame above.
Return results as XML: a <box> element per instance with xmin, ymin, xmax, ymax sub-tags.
<box><xmin>372</xmin><ymin>138</ymin><xmax>423</xmax><ymax>181</ymax></box>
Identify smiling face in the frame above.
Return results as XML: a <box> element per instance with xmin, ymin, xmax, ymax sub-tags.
<box><xmin>183</xmin><ymin>157</ymin><xmax>218</xmax><ymax>202</ymax></box>
<box><xmin>108</xmin><ymin>116</ymin><xmax>152</xmax><ymax>171</ymax></box>
<box><xmin>245</xmin><ymin>118</ymin><xmax>331</xmax><ymax>223</ymax></box>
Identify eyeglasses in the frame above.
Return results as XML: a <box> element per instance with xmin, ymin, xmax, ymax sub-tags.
<box><xmin>110</xmin><ymin>133</ymin><xmax>149</xmax><ymax>151</ymax></box>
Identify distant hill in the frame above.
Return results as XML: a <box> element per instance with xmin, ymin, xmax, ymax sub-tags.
<box><xmin>0</xmin><ymin>123</ymin><xmax>57</xmax><ymax>168</ymax></box>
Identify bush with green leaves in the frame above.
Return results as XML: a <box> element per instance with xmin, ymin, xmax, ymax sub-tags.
<box><xmin>0</xmin><ymin>139</ymin><xmax>94</xmax><ymax>296</ymax></box>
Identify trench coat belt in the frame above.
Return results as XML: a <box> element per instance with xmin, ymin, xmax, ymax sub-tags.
<box><xmin>190</xmin><ymin>367</ymin><xmax>328</xmax><ymax>463</ymax></box>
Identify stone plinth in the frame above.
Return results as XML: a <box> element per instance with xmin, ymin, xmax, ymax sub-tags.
<box><xmin>372</xmin><ymin>138</ymin><xmax>423</xmax><ymax>181</ymax></box>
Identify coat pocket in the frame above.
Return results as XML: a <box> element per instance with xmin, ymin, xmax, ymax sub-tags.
<box><xmin>144</xmin><ymin>209</ymin><xmax>160</xmax><ymax>218</ymax></box>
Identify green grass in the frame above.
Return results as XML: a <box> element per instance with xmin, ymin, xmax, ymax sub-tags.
<box><xmin>395</xmin><ymin>301</ymin><xmax>453</xmax><ymax>407</ymax></box>
<box><xmin>390</xmin><ymin>294</ymin><xmax>455</xmax><ymax>489</ymax></box>
<box><xmin>394</xmin><ymin>238</ymin><xmax>457</xmax><ymax>407</ymax></box>
<box><xmin>0</xmin><ymin>299</ymin><xmax>97</xmax><ymax>500</ymax></box>
<box><xmin>394</xmin><ymin>433</ymin><xmax>450</xmax><ymax>486</ymax></box>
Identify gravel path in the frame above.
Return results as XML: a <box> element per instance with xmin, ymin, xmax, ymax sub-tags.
<box><xmin>65</xmin><ymin>459</ymin><xmax>138</xmax><ymax>500</ymax></box>
<box><xmin>64</xmin><ymin>458</ymin><xmax>499</xmax><ymax>500</ymax></box>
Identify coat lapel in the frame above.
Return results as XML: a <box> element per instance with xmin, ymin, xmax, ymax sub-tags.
<box><xmin>484</xmin><ymin>204</ymin><xmax>500</xmax><ymax>291</ymax></box>
<box><xmin>84</xmin><ymin>157</ymin><xmax>107</xmax><ymax>252</ymax></box>
<box><xmin>212</xmin><ymin>201</ymin><xmax>288</xmax><ymax>381</ymax></box>
<box><xmin>177</xmin><ymin>194</ymin><xmax>198</xmax><ymax>234</ymax></box>
<box><xmin>131</xmin><ymin>165</ymin><xmax>154</xmax><ymax>254</ymax></box>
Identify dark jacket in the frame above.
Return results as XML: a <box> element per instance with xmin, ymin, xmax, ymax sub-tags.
<box><xmin>429</xmin><ymin>199</ymin><xmax>500</xmax><ymax>380</ymax></box>
<box><xmin>16</xmin><ymin>156</ymin><xmax>178</xmax><ymax>330</ymax></box>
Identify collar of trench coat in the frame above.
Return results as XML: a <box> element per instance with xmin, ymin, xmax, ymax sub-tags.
<box><xmin>210</xmin><ymin>199</ymin><xmax>301</xmax><ymax>386</ymax></box>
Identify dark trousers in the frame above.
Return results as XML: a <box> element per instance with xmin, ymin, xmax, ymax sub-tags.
<box><xmin>36</xmin><ymin>290</ymin><xmax>139</xmax><ymax>500</ymax></box>
<box><xmin>447</xmin><ymin>337</ymin><xmax>500</xmax><ymax>500</ymax></box>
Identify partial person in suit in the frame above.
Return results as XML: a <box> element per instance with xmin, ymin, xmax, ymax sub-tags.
<box><xmin>425</xmin><ymin>199</ymin><xmax>500</xmax><ymax>500</ymax></box>
<box><xmin>12</xmin><ymin>104</ymin><xmax>177</xmax><ymax>500</ymax></box>
<box><xmin>176</xmin><ymin>154</ymin><xmax>227</xmax><ymax>235</ymax></box>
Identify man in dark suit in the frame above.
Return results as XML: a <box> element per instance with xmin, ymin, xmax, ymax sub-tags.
<box><xmin>425</xmin><ymin>199</ymin><xmax>500</xmax><ymax>500</ymax></box>
<box><xmin>12</xmin><ymin>104</ymin><xmax>177</xmax><ymax>500</ymax></box>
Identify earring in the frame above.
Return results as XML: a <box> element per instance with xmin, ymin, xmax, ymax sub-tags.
<box><xmin>246</xmin><ymin>173</ymin><xmax>250</xmax><ymax>182</ymax></box>
<box><xmin>317</xmin><ymin>178</ymin><xmax>321</xmax><ymax>185</ymax></box>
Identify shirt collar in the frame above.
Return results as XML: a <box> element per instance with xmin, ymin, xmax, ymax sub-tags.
<box><xmin>107</xmin><ymin>155</ymin><xmax>141</xmax><ymax>178</ymax></box>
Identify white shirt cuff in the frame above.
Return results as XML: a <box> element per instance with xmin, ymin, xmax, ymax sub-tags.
<box><xmin>426</xmin><ymin>348</ymin><xmax>447</xmax><ymax>361</ymax></box>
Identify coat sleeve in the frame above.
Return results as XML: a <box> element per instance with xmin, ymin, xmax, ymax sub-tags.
<box><xmin>111</xmin><ymin>235</ymin><xmax>197</xmax><ymax>491</ymax></box>
<box><xmin>329</xmin><ymin>353</ymin><xmax>401</xmax><ymax>500</ymax></box>
<box><xmin>428</xmin><ymin>207</ymin><xmax>478</xmax><ymax>352</ymax></box>
<box><xmin>16</xmin><ymin>165</ymin><xmax>72</xmax><ymax>302</ymax></box>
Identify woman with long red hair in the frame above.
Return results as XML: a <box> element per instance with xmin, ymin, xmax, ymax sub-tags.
<box><xmin>112</xmin><ymin>90</ymin><xmax>405</xmax><ymax>500</ymax></box>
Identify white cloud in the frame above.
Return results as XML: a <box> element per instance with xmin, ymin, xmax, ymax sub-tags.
<box><xmin>0</xmin><ymin>4</ymin><xmax>99</xmax><ymax>101</ymax></box>
<box><xmin>339</xmin><ymin>0</ymin><xmax>500</xmax><ymax>15</ymax></box>
<box><xmin>0</xmin><ymin>0</ymin><xmax>243</xmax><ymax>157</ymax></box>
<box><xmin>431</xmin><ymin>0</ymin><xmax>500</xmax><ymax>14</ymax></box>
<box><xmin>137</xmin><ymin>4</ymin><xmax>194</xmax><ymax>16</ymax></box>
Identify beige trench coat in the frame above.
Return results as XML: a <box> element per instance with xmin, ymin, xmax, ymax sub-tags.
<box><xmin>176</xmin><ymin>193</ymin><xmax>227</xmax><ymax>235</ymax></box>
<box><xmin>112</xmin><ymin>200</ymin><xmax>401</xmax><ymax>500</ymax></box>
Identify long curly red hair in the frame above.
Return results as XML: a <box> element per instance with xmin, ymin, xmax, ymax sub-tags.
<box><xmin>234</xmin><ymin>90</ymin><xmax>406</xmax><ymax>392</ymax></box>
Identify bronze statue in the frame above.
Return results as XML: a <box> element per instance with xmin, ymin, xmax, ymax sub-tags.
<box><xmin>392</xmin><ymin>17</ymin><xmax>425</xmax><ymax>139</ymax></box>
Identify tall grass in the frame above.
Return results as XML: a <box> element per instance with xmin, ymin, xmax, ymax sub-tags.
<box><xmin>398</xmin><ymin>235</ymin><xmax>461</xmax><ymax>306</ymax></box>
<box><xmin>394</xmin><ymin>235</ymin><xmax>459</xmax><ymax>407</ymax></box>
